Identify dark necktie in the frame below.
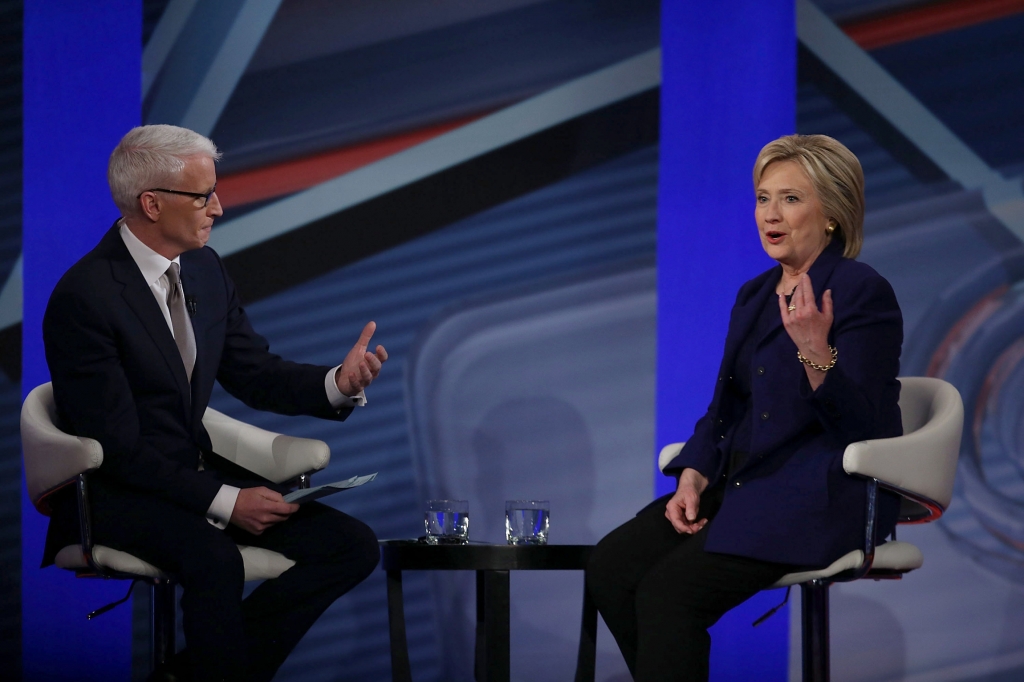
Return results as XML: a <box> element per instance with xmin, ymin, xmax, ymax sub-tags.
<box><xmin>165</xmin><ymin>263</ymin><xmax>196</xmax><ymax>382</ymax></box>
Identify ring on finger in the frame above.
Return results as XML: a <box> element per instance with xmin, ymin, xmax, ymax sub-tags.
<box><xmin>787</xmin><ymin>304</ymin><xmax>796</xmax><ymax>312</ymax></box>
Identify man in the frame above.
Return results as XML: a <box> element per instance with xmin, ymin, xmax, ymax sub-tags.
<box><xmin>42</xmin><ymin>125</ymin><xmax>388</xmax><ymax>681</ymax></box>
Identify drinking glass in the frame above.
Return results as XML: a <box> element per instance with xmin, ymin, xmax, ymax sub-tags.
<box><xmin>424</xmin><ymin>500</ymin><xmax>469</xmax><ymax>545</ymax></box>
<box><xmin>505</xmin><ymin>500</ymin><xmax>549</xmax><ymax>545</ymax></box>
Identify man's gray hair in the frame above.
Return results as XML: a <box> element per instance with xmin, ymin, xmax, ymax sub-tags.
<box><xmin>108</xmin><ymin>125</ymin><xmax>222</xmax><ymax>217</ymax></box>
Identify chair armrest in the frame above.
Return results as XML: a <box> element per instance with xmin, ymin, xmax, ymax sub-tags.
<box><xmin>21</xmin><ymin>383</ymin><xmax>103</xmax><ymax>513</ymax></box>
<box><xmin>657</xmin><ymin>442</ymin><xmax>686</xmax><ymax>473</ymax></box>
<box><xmin>202</xmin><ymin>408</ymin><xmax>331</xmax><ymax>485</ymax></box>
<box><xmin>843</xmin><ymin>379</ymin><xmax>963</xmax><ymax>512</ymax></box>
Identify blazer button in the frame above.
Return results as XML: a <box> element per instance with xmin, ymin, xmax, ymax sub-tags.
<box><xmin>760</xmin><ymin>411</ymin><xmax>769</xmax><ymax>420</ymax></box>
<box><xmin>719</xmin><ymin>435</ymin><xmax>725</xmax><ymax>440</ymax></box>
<box><xmin>734</xmin><ymin>480</ymin><xmax>742</xmax><ymax>487</ymax></box>
<box><xmin>717</xmin><ymin>419</ymin><xmax>724</xmax><ymax>424</ymax></box>
<box><xmin>757</xmin><ymin>366</ymin><xmax>765</xmax><ymax>375</ymax></box>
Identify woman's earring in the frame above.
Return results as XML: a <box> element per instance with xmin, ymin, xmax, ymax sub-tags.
<box><xmin>826</xmin><ymin>221</ymin><xmax>836</xmax><ymax>235</ymax></box>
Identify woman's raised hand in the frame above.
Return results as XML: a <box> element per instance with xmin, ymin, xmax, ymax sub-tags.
<box><xmin>779</xmin><ymin>274</ymin><xmax>834</xmax><ymax>388</ymax></box>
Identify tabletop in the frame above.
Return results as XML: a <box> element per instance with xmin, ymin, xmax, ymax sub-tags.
<box><xmin>379</xmin><ymin>540</ymin><xmax>593</xmax><ymax>571</ymax></box>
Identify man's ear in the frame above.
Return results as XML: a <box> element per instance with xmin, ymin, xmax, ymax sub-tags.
<box><xmin>138</xmin><ymin>192</ymin><xmax>161</xmax><ymax>222</ymax></box>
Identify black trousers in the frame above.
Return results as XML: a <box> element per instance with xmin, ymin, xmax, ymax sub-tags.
<box><xmin>90</xmin><ymin>483</ymin><xmax>379</xmax><ymax>682</ymax></box>
<box><xmin>585</xmin><ymin>493</ymin><xmax>796</xmax><ymax>682</ymax></box>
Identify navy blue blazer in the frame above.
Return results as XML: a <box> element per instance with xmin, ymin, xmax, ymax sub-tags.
<box><xmin>665</xmin><ymin>240</ymin><xmax>903</xmax><ymax>568</ymax></box>
<box><xmin>41</xmin><ymin>222</ymin><xmax>351</xmax><ymax>564</ymax></box>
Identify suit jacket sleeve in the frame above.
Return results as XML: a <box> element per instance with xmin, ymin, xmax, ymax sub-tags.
<box><xmin>208</xmin><ymin>249</ymin><xmax>354</xmax><ymax>421</ymax></box>
<box><xmin>44</xmin><ymin>287</ymin><xmax>223</xmax><ymax>515</ymax></box>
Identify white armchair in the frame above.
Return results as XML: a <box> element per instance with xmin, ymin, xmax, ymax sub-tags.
<box><xmin>658</xmin><ymin>376</ymin><xmax>963</xmax><ymax>682</ymax></box>
<box><xmin>21</xmin><ymin>382</ymin><xmax>332</xmax><ymax>671</ymax></box>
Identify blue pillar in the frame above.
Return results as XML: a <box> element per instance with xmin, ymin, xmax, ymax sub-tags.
<box><xmin>657</xmin><ymin>1</ymin><xmax>795</xmax><ymax>680</ymax></box>
<box><xmin>23</xmin><ymin>2</ymin><xmax>141</xmax><ymax>679</ymax></box>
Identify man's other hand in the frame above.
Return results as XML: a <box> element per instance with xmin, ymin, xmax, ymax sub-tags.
<box><xmin>335</xmin><ymin>321</ymin><xmax>389</xmax><ymax>396</ymax></box>
<box><xmin>230</xmin><ymin>487</ymin><xmax>299</xmax><ymax>535</ymax></box>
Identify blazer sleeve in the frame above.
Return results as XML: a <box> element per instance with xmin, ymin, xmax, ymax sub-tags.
<box><xmin>209</xmin><ymin>251</ymin><xmax>354</xmax><ymax>421</ymax></box>
<box><xmin>801</xmin><ymin>271</ymin><xmax>903</xmax><ymax>443</ymax></box>
<box><xmin>661</xmin><ymin>284</ymin><xmax>755</xmax><ymax>481</ymax></box>
<box><xmin>663</xmin><ymin>410</ymin><xmax>722</xmax><ymax>482</ymax></box>
<box><xmin>43</xmin><ymin>287</ymin><xmax>223</xmax><ymax>515</ymax></box>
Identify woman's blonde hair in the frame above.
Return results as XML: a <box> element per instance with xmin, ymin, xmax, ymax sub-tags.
<box><xmin>753</xmin><ymin>134</ymin><xmax>865</xmax><ymax>258</ymax></box>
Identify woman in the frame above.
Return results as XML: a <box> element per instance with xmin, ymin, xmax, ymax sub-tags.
<box><xmin>585</xmin><ymin>134</ymin><xmax>903</xmax><ymax>681</ymax></box>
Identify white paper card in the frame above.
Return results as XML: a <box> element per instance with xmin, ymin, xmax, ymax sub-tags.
<box><xmin>283</xmin><ymin>473</ymin><xmax>377</xmax><ymax>504</ymax></box>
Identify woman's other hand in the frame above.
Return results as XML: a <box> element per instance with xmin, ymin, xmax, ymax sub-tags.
<box><xmin>666</xmin><ymin>468</ymin><xmax>710</xmax><ymax>534</ymax></box>
<box><xmin>780</xmin><ymin>274</ymin><xmax>834</xmax><ymax>389</ymax></box>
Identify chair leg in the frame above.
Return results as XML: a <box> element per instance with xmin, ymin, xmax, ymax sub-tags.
<box><xmin>152</xmin><ymin>581</ymin><xmax>176</xmax><ymax>669</ymax></box>
<box><xmin>801</xmin><ymin>580</ymin><xmax>830</xmax><ymax>682</ymax></box>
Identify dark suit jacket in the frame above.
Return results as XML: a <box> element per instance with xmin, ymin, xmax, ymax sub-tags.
<box><xmin>665</xmin><ymin>240</ymin><xmax>903</xmax><ymax>568</ymax></box>
<box><xmin>41</xmin><ymin>222</ymin><xmax>352</xmax><ymax>565</ymax></box>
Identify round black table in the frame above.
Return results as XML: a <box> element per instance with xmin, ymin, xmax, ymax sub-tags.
<box><xmin>380</xmin><ymin>541</ymin><xmax>597</xmax><ymax>682</ymax></box>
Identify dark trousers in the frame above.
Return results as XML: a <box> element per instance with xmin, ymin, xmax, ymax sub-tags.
<box><xmin>585</xmin><ymin>493</ymin><xmax>795</xmax><ymax>682</ymax></box>
<box><xmin>90</xmin><ymin>483</ymin><xmax>379</xmax><ymax>682</ymax></box>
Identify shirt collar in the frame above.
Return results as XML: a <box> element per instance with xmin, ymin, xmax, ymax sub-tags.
<box><xmin>119</xmin><ymin>220</ymin><xmax>179</xmax><ymax>287</ymax></box>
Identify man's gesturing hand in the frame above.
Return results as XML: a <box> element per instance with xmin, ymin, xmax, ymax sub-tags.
<box><xmin>665</xmin><ymin>468</ymin><xmax>710</xmax><ymax>534</ymax></box>
<box><xmin>230</xmin><ymin>487</ymin><xmax>299</xmax><ymax>535</ymax></box>
<box><xmin>336</xmin><ymin>321</ymin><xmax>389</xmax><ymax>397</ymax></box>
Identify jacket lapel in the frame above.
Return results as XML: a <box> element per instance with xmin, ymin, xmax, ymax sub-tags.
<box><xmin>105</xmin><ymin>226</ymin><xmax>193</xmax><ymax>420</ymax></box>
<box><xmin>703</xmin><ymin>266</ymin><xmax>781</xmax><ymax>420</ymax></box>
<box><xmin>721</xmin><ymin>266</ymin><xmax>781</xmax><ymax>369</ymax></box>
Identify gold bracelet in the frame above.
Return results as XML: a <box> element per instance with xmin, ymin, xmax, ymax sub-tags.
<box><xmin>797</xmin><ymin>345</ymin><xmax>837</xmax><ymax>372</ymax></box>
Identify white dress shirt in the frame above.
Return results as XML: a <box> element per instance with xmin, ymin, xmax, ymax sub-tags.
<box><xmin>119</xmin><ymin>222</ymin><xmax>364</xmax><ymax>528</ymax></box>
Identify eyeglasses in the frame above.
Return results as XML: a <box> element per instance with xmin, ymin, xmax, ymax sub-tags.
<box><xmin>138</xmin><ymin>186</ymin><xmax>217</xmax><ymax>208</ymax></box>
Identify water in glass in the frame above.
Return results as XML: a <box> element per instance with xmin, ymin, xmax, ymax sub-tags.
<box><xmin>505</xmin><ymin>501</ymin><xmax>549</xmax><ymax>545</ymax></box>
<box><xmin>424</xmin><ymin>500</ymin><xmax>470</xmax><ymax>544</ymax></box>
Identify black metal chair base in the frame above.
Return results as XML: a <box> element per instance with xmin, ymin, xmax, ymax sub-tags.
<box><xmin>801</xmin><ymin>580</ymin><xmax>830</xmax><ymax>682</ymax></box>
<box><xmin>77</xmin><ymin>574</ymin><xmax>177</xmax><ymax>673</ymax></box>
<box><xmin>153</xmin><ymin>581</ymin><xmax>176</xmax><ymax>668</ymax></box>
